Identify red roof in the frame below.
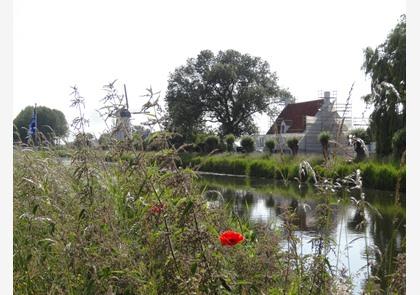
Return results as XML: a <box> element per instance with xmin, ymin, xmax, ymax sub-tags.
<box><xmin>266</xmin><ymin>99</ymin><xmax>324</xmax><ymax>134</ymax></box>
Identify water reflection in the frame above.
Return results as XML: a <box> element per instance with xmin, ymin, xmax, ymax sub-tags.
<box><xmin>199</xmin><ymin>173</ymin><xmax>405</xmax><ymax>294</ymax></box>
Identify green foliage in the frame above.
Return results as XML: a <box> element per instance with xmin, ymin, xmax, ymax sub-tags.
<box><xmin>165</xmin><ymin>49</ymin><xmax>292</xmax><ymax>137</ymax></box>
<box><xmin>350</xmin><ymin>128</ymin><xmax>371</xmax><ymax>145</ymax></box>
<box><xmin>362</xmin><ymin>15</ymin><xmax>406</xmax><ymax>156</ymax></box>
<box><xmin>204</xmin><ymin>135</ymin><xmax>219</xmax><ymax>153</ymax></box>
<box><xmin>13</xmin><ymin>105</ymin><xmax>68</xmax><ymax>143</ymax></box>
<box><xmin>225</xmin><ymin>134</ymin><xmax>235</xmax><ymax>152</ymax></box>
<box><xmin>318</xmin><ymin>131</ymin><xmax>331</xmax><ymax>146</ymax></box>
<box><xmin>13</xmin><ymin>143</ymin><xmax>405</xmax><ymax>294</ymax></box>
<box><xmin>145</xmin><ymin>131</ymin><xmax>184</xmax><ymax>151</ymax></box>
<box><xmin>249</xmin><ymin>160</ymin><xmax>277</xmax><ymax>178</ymax></box>
<box><xmin>286</xmin><ymin>137</ymin><xmax>299</xmax><ymax>156</ymax></box>
<box><xmin>392</xmin><ymin>128</ymin><xmax>405</xmax><ymax>159</ymax></box>
<box><xmin>217</xmin><ymin>141</ymin><xmax>227</xmax><ymax>153</ymax></box>
<box><xmin>240</xmin><ymin>136</ymin><xmax>255</xmax><ymax>153</ymax></box>
<box><xmin>318</xmin><ymin>131</ymin><xmax>331</xmax><ymax>160</ymax></box>
<box><xmin>73</xmin><ymin>132</ymin><xmax>95</xmax><ymax>147</ymax></box>
<box><xmin>199</xmin><ymin>156</ymin><xmax>248</xmax><ymax>175</ymax></box>
<box><xmin>98</xmin><ymin>132</ymin><xmax>113</xmax><ymax>150</ymax></box>
<box><xmin>265</xmin><ymin>140</ymin><xmax>275</xmax><ymax>154</ymax></box>
<box><xmin>185</xmin><ymin>154</ymin><xmax>405</xmax><ymax>192</ymax></box>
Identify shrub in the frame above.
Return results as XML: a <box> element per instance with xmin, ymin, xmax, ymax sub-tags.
<box><xmin>204</xmin><ymin>135</ymin><xmax>219</xmax><ymax>153</ymax></box>
<box><xmin>193</xmin><ymin>133</ymin><xmax>208</xmax><ymax>152</ymax></box>
<box><xmin>225</xmin><ymin>134</ymin><xmax>235</xmax><ymax>152</ymax></box>
<box><xmin>240</xmin><ymin>136</ymin><xmax>255</xmax><ymax>153</ymax></box>
<box><xmin>286</xmin><ymin>137</ymin><xmax>299</xmax><ymax>156</ymax></box>
<box><xmin>145</xmin><ymin>131</ymin><xmax>183</xmax><ymax>150</ymax></box>
<box><xmin>318</xmin><ymin>131</ymin><xmax>331</xmax><ymax>160</ymax></box>
<box><xmin>217</xmin><ymin>141</ymin><xmax>227</xmax><ymax>153</ymax></box>
<box><xmin>318</xmin><ymin>131</ymin><xmax>331</xmax><ymax>146</ymax></box>
<box><xmin>265</xmin><ymin>140</ymin><xmax>275</xmax><ymax>154</ymax></box>
<box><xmin>98</xmin><ymin>132</ymin><xmax>112</xmax><ymax>150</ymax></box>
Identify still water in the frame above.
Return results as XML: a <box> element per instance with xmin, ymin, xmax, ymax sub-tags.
<box><xmin>199</xmin><ymin>173</ymin><xmax>405</xmax><ymax>294</ymax></box>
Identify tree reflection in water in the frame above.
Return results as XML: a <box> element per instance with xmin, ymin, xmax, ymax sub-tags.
<box><xmin>200</xmin><ymin>173</ymin><xmax>405</xmax><ymax>293</ymax></box>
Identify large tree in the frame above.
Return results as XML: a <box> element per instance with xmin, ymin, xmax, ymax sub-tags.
<box><xmin>13</xmin><ymin>105</ymin><xmax>68</xmax><ymax>143</ymax></box>
<box><xmin>362</xmin><ymin>15</ymin><xmax>405</xmax><ymax>156</ymax></box>
<box><xmin>165</xmin><ymin>49</ymin><xmax>292</xmax><ymax>138</ymax></box>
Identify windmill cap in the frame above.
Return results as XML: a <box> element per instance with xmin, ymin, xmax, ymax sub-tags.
<box><xmin>119</xmin><ymin>108</ymin><xmax>131</xmax><ymax>117</ymax></box>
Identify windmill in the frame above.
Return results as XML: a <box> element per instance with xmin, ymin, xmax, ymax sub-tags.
<box><xmin>113</xmin><ymin>84</ymin><xmax>143</xmax><ymax>140</ymax></box>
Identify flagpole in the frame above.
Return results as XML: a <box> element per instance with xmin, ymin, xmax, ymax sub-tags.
<box><xmin>34</xmin><ymin>103</ymin><xmax>37</xmax><ymax>146</ymax></box>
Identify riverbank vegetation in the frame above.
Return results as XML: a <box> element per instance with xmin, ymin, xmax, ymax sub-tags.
<box><xmin>14</xmin><ymin>140</ymin><xmax>406</xmax><ymax>294</ymax></box>
<box><xmin>181</xmin><ymin>153</ymin><xmax>405</xmax><ymax>193</ymax></box>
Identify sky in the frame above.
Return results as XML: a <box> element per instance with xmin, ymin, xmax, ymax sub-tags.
<box><xmin>13</xmin><ymin>0</ymin><xmax>406</xmax><ymax>138</ymax></box>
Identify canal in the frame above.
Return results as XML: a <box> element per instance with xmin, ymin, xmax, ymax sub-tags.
<box><xmin>198</xmin><ymin>173</ymin><xmax>405</xmax><ymax>294</ymax></box>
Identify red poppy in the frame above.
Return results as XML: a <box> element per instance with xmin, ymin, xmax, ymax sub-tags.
<box><xmin>150</xmin><ymin>203</ymin><xmax>164</xmax><ymax>215</ymax></box>
<box><xmin>219</xmin><ymin>230</ymin><xmax>245</xmax><ymax>246</ymax></box>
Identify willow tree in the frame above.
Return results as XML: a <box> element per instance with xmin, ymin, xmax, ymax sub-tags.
<box><xmin>362</xmin><ymin>15</ymin><xmax>405</xmax><ymax>156</ymax></box>
<box><xmin>165</xmin><ymin>49</ymin><xmax>292</xmax><ymax>139</ymax></box>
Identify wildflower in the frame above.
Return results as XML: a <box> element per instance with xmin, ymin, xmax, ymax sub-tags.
<box><xmin>150</xmin><ymin>203</ymin><xmax>164</xmax><ymax>215</ymax></box>
<box><xmin>219</xmin><ymin>230</ymin><xmax>244</xmax><ymax>246</ymax></box>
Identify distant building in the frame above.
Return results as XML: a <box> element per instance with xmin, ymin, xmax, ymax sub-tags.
<box><xmin>254</xmin><ymin>91</ymin><xmax>352</xmax><ymax>154</ymax></box>
<box><xmin>113</xmin><ymin>108</ymin><xmax>132</xmax><ymax>140</ymax></box>
<box><xmin>266</xmin><ymin>99</ymin><xmax>324</xmax><ymax>134</ymax></box>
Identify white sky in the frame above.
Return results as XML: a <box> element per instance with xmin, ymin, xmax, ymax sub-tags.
<box><xmin>13</xmin><ymin>0</ymin><xmax>406</xmax><ymax>137</ymax></box>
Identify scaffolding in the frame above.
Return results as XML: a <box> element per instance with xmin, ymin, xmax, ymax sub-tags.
<box><xmin>299</xmin><ymin>90</ymin><xmax>353</xmax><ymax>153</ymax></box>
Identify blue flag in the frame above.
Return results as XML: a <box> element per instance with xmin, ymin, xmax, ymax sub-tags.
<box><xmin>27</xmin><ymin>105</ymin><xmax>37</xmax><ymax>138</ymax></box>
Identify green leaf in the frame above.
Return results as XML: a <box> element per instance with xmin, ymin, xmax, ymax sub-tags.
<box><xmin>190</xmin><ymin>262</ymin><xmax>198</xmax><ymax>275</ymax></box>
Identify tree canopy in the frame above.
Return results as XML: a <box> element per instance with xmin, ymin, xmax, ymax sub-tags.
<box><xmin>362</xmin><ymin>15</ymin><xmax>405</xmax><ymax>156</ymax></box>
<box><xmin>13</xmin><ymin>105</ymin><xmax>68</xmax><ymax>143</ymax></box>
<box><xmin>165</xmin><ymin>49</ymin><xmax>293</xmax><ymax>139</ymax></box>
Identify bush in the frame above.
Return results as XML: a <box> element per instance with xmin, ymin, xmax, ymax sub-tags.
<box><xmin>145</xmin><ymin>131</ymin><xmax>184</xmax><ymax>151</ymax></box>
<box><xmin>318</xmin><ymin>131</ymin><xmax>331</xmax><ymax>160</ymax></box>
<box><xmin>217</xmin><ymin>141</ymin><xmax>227</xmax><ymax>153</ymax></box>
<box><xmin>286</xmin><ymin>137</ymin><xmax>299</xmax><ymax>156</ymax></box>
<box><xmin>225</xmin><ymin>134</ymin><xmax>235</xmax><ymax>152</ymax></box>
<box><xmin>265</xmin><ymin>140</ymin><xmax>275</xmax><ymax>154</ymax></box>
<box><xmin>98</xmin><ymin>132</ymin><xmax>112</xmax><ymax>150</ymax></box>
<box><xmin>240</xmin><ymin>136</ymin><xmax>255</xmax><ymax>153</ymax></box>
<box><xmin>204</xmin><ymin>135</ymin><xmax>219</xmax><ymax>153</ymax></box>
<box><xmin>318</xmin><ymin>131</ymin><xmax>331</xmax><ymax>146</ymax></box>
<box><xmin>392</xmin><ymin>128</ymin><xmax>405</xmax><ymax>160</ymax></box>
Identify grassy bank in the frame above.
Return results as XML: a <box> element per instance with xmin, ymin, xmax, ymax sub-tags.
<box><xmin>181</xmin><ymin>153</ymin><xmax>406</xmax><ymax>192</ymax></box>
<box><xmin>14</xmin><ymin>145</ymin><xmax>405</xmax><ymax>294</ymax></box>
<box><xmin>12</xmin><ymin>147</ymin><xmax>353</xmax><ymax>294</ymax></box>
